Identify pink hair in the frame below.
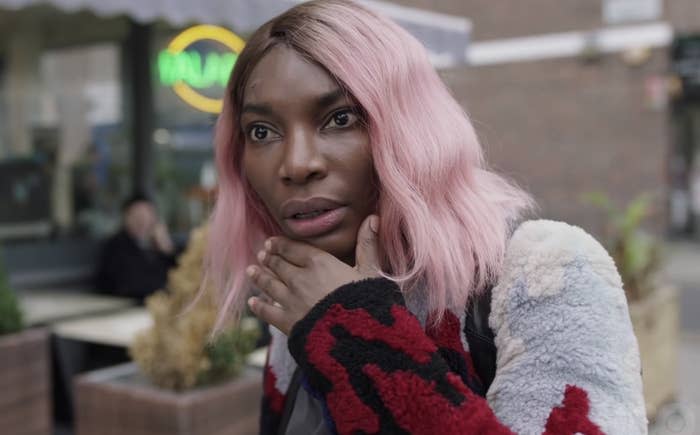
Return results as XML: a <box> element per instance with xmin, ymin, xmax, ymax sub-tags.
<box><xmin>205</xmin><ymin>0</ymin><xmax>535</xmax><ymax>334</ymax></box>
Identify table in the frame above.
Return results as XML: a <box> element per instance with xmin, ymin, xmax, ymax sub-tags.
<box><xmin>47</xmin><ymin>307</ymin><xmax>151</xmax><ymax>421</ymax></box>
<box><xmin>45</xmin><ymin>304</ymin><xmax>267</xmax><ymax>423</ymax></box>
<box><xmin>247</xmin><ymin>347</ymin><xmax>267</xmax><ymax>368</ymax></box>
<box><xmin>18</xmin><ymin>289</ymin><xmax>134</xmax><ymax>326</ymax></box>
<box><xmin>51</xmin><ymin>307</ymin><xmax>268</xmax><ymax>367</ymax></box>
<box><xmin>51</xmin><ymin>307</ymin><xmax>152</xmax><ymax>347</ymax></box>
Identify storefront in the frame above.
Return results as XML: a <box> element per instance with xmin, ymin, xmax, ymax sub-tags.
<box><xmin>0</xmin><ymin>2</ymin><xmax>471</xmax><ymax>429</ymax></box>
<box><xmin>0</xmin><ymin>0</ymin><xmax>471</xmax><ymax>289</ymax></box>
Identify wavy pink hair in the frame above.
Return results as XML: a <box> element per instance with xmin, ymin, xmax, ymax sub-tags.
<box><xmin>205</xmin><ymin>0</ymin><xmax>534</xmax><ymax>334</ymax></box>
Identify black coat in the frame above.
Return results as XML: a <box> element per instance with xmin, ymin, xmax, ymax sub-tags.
<box><xmin>95</xmin><ymin>230</ymin><xmax>176</xmax><ymax>302</ymax></box>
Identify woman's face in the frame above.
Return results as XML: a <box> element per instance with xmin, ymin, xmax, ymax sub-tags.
<box><xmin>240</xmin><ymin>46</ymin><xmax>376</xmax><ymax>264</ymax></box>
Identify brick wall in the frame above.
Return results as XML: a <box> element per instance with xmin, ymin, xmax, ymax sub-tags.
<box><xmin>388</xmin><ymin>0</ymin><xmax>689</xmax><ymax>235</ymax></box>
<box><xmin>442</xmin><ymin>52</ymin><xmax>669</xmax><ymax>235</ymax></box>
<box><xmin>394</xmin><ymin>0</ymin><xmax>699</xmax><ymax>38</ymax></box>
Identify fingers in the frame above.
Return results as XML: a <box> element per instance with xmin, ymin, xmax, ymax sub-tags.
<box><xmin>257</xmin><ymin>292</ymin><xmax>274</xmax><ymax>305</ymax></box>
<box><xmin>247</xmin><ymin>296</ymin><xmax>291</xmax><ymax>334</ymax></box>
<box><xmin>246</xmin><ymin>265</ymin><xmax>289</xmax><ymax>306</ymax></box>
<box><xmin>264</xmin><ymin>237</ymin><xmax>318</xmax><ymax>267</ymax></box>
<box><xmin>258</xmin><ymin>248</ymin><xmax>302</xmax><ymax>285</ymax></box>
<box><xmin>355</xmin><ymin>214</ymin><xmax>381</xmax><ymax>277</ymax></box>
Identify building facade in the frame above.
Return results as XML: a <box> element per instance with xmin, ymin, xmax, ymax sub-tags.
<box><xmin>401</xmin><ymin>0</ymin><xmax>700</xmax><ymax>237</ymax></box>
<box><xmin>1</xmin><ymin>0</ymin><xmax>699</xmax><ymax>250</ymax></box>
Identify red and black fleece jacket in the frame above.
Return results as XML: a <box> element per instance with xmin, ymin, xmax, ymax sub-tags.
<box><xmin>259</xmin><ymin>220</ymin><xmax>648</xmax><ymax>434</ymax></box>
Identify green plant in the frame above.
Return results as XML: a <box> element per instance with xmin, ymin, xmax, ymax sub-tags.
<box><xmin>583</xmin><ymin>192</ymin><xmax>662</xmax><ymax>301</ymax></box>
<box><xmin>0</xmin><ymin>248</ymin><xmax>24</xmax><ymax>335</ymax></box>
<box><xmin>196</xmin><ymin>322</ymin><xmax>259</xmax><ymax>386</ymax></box>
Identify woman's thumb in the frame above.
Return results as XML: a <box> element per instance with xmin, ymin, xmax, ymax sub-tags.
<box><xmin>355</xmin><ymin>215</ymin><xmax>381</xmax><ymax>277</ymax></box>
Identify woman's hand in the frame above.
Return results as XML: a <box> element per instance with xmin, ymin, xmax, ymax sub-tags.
<box><xmin>152</xmin><ymin>221</ymin><xmax>175</xmax><ymax>255</ymax></box>
<box><xmin>247</xmin><ymin>215</ymin><xmax>381</xmax><ymax>335</ymax></box>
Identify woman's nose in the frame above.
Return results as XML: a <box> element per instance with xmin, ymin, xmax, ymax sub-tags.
<box><xmin>278</xmin><ymin>128</ymin><xmax>327</xmax><ymax>185</ymax></box>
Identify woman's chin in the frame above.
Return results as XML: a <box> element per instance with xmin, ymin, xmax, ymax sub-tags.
<box><xmin>285</xmin><ymin>228</ymin><xmax>356</xmax><ymax>264</ymax></box>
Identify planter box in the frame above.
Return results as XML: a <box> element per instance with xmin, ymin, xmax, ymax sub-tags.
<box><xmin>629</xmin><ymin>285</ymin><xmax>679</xmax><ymax>420</ymax></box>
<box><xmin>0</xmin><ymin>328</ymin><xmax>52</xmax><ymax>435</ymax></box>
<box><xmin>74</xmin><ymin>363</ymin><xmax>262</xmax><ymax>435</ymax></box>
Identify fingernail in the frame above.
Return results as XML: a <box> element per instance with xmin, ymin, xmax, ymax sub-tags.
<box><xmin>264</xmin><ymin>239</ymin><xmax>272</xmax><ymax>251</ymax></box>
<box><xmin>246</xmin><ymin>266</ymin><xmax>256</xmax><ymax>277</ymax></box>
<box><xmin>369</xmin><ymin>215</ymin><xmax>379</xmax><ymax>233</ymax></box>
<box><xmin>257</xmin><ymin>250</ymin><xmax>266</xmax><ymax>263</ymax></box>
<box><xmin>247</xmin><ymin>297</ymin><xmax>256</xmax><ymax>310</ymax></box>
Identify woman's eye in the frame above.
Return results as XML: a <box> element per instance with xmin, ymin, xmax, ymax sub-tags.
<box><xmin>248</xmin><ymin>125</ymin><xmax>278</xmax><ymax>142</ymax></box>
<box><xmin>324</xmin><ymin>109</ymin><xmax>358</xmax><ymax>129</ymax></box>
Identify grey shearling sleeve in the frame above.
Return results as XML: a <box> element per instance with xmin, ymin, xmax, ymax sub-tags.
<box><xmin>487</xmin><ymin>220</ymin><xmax>648</xmax><ymax>434</ymax></box>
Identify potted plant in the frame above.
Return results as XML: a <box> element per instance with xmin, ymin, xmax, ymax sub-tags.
<box><xmin>0</xmin><ymin>247</ymin><xmax>52</xmax><ymax>435</ymax></box>
<box><xmin>74</xmin><ymin>225</ymin><xmax>261</xmax><ymax>435</ymax></box>
<box><xmin>585</xmin><ymin>192</ymin><xmax>679</xmax><ymax>420</ymax></box>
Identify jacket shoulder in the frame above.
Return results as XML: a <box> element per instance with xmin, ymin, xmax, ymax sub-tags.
<box><xmin>492</xmin><ymin>218</ymin><xmax>625</xmax><ymax>331</ymax></box>
<box><xmin>503</xmin><ymin>219</ymin><xmax>621</xmax><ymax>290</ymax></box>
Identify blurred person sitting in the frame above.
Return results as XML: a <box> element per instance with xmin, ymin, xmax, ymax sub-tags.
<box><xmin>95</xmin><ymin>193</ymin><xmax>177</xmax><ymax>302</ymax></box>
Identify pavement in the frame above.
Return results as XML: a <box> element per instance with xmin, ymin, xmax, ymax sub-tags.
<box><xmin>649</xmin><ymin>240</ymin><xmax>700</xmax><ymax>435</ymax></box>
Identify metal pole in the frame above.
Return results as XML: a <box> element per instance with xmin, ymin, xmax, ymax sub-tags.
<box><xmin>124</xmin><ymin>20</ymin><xmax>154</xmax><ymax>197</ymax></box>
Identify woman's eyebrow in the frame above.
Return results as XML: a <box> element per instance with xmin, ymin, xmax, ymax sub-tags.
<box><xmin>241</xmin><ymin>89</ymin><xmax>347</xmax><ymax>118</ymax></box>
<box><xmin>241</xmin><ymin>103</ymin><xmax>275</xmax><ymax>117</ymax></box>
<box><xmin>315</xmin><ymin>88</ymin><xmax>346</xmax><ymax>111</ymax></box>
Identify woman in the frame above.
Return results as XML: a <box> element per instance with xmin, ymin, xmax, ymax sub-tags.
<box><xmin>205</xmin><ymin>1</ymin><xmax>647</xmax><ymax>433</ymax></box>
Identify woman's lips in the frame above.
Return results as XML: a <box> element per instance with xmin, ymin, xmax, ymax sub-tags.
<box><xmin>283</xmin><ymin>206</ymin><xmax>347</xmax><ymax>238</ymax></box>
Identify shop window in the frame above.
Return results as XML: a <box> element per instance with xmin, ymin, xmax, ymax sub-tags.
<box><xmin>151</xmin><ymin>26</ymin><xmax>220</xmax><ymax>234</ymax></box>
<box><xmin>0</xmin><ymin>43</ymin><xmax>130</xmax><ymax>243</ymax></box>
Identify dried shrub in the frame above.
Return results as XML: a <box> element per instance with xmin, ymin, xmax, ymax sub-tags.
<box><xmin>129</xmin><ymin>225</ymin><xmax>258</xmax><ymax>391</ymax></box>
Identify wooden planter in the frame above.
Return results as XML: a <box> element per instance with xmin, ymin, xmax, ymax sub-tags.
<box><xmin>629</xmin><ymin>285</ymin><xmax>679</xmax><ymax>420</ymax></box>
<box><xmin>0</xmin><ymin>328</ymin><xmax>52</xmax><ymax>435</ymax></box>
<box><xmin>74</xmin><ymin>363</ymin><xmax>262</xmax><ymax>435</ymax></box>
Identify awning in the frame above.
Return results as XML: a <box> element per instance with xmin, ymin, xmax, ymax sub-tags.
<box><xmin>0</xmin><ymin>0</ymin><xmax>471</xmax><ymax>66</ymax></box>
